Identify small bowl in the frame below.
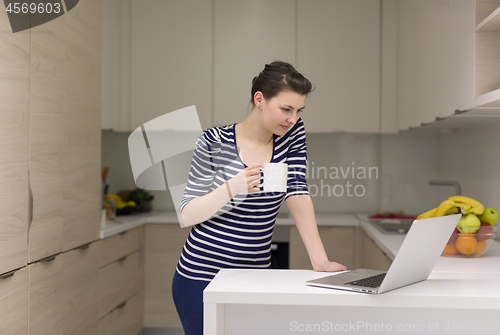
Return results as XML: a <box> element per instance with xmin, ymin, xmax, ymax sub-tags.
<box><xmin>442</xmin><ymin>224</ymin><xmax>497</xmax><ymax>257</ymax></box>
<box><xmin>116</xmin><ymin>206</ymin><xmax>136</xmax><ymax>216</ymax></box>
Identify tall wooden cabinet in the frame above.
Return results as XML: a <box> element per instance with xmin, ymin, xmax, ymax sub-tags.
<box><xmin>28</xmin><ymin>0</ymin><xmax>102</xmax><ymax>262</ymax></box>
<box><xmin>0</xmin><ymin>3</ymin><xmax>30</xmax><ymax>277</ymax></box>
<box><xmin>1</xmin><ymin>0</ymin><xmax>103</xmax><ymax>333</ymax></box>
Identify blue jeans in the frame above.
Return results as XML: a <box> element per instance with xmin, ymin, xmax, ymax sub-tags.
<box><xmin>172</xmin><ymin>271</ymin><xmax>210</xmax><ymax>335</ymax></box>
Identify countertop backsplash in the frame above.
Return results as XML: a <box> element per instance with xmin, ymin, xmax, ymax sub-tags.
<box><xmin>102</xmin><ymin>124</ymin><xmax>499</xmax><ymax>217</ymax></box>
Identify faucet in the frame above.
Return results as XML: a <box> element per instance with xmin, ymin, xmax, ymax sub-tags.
<box><xmin>428</xmin><ymin>180</ymin><xmax>461</xmax><ymax>196</ymax></box>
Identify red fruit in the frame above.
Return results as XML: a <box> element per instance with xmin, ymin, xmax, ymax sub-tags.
<box><xmin>447</xmin><ymin>228</ymin><xmax>459</xmax><ymax>244</ymax></box>
<box><xmin>476</xmin><ymin>222</ymin><xmax>494</xmax><ymax>241</ymax></box>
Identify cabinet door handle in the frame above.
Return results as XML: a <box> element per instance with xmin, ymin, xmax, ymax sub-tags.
<box><xmin>0</xmin><ymin>271</ymin><xmax>15</xmax><ymax>280</ymax></box>
<box><xmin>77</xmin><ymin>243</ymin><xmax>91</xmax><ymax>250</ymax></box>
<box><xmin>42</xmin><ymin>255</ymin><xmax>56</xmax><ymax>262</ymax></box>
<box><xmin>116</xmin><ymin>300</ymin><xmax>127</xmax><ymax>309</ymax></box>
<box><xmin>119</xmin><ymin>231</ymin><xmax>127</xmax><ymax>236</ymax></box>
<box><xmin>117</xmin><ymin>256</ymin><xmax>127</xmax><ymax>262</ymax></box>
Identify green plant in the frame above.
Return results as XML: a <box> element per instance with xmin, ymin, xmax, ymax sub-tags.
<box><xmin>128</xmin><ymin>188</ymin><xmax>152</xmax><ymax>205</ymax></box>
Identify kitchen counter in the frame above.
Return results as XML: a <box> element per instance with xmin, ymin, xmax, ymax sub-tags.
<box><xmin>204</xmin><ymin>269</ymin><xmax>500</xmax><ymax>335</ymax></box>
<box><xmin>100</xmin><ymin>211</ymin><xmax>360</xmax><ymax>239</ymax></box>
<box><xmin>204</xmin><ymin>215</ymin><xmax>500</xmax><ymax>334</ymax></box>
<box><xmin>358</xmin><ymin>214</ymin><xmax>500</xmax><ymax>273</ymax></box>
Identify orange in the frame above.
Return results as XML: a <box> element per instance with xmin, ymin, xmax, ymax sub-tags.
<box><xmin>472</xmin><ymin>240</ymin><xmax>487</xmax><ymax>256</ymax></box>
<box><xmin>442</xmin><ymin>243</ymin><xmax>458</xmax><ymax>255</ymax></box>
<box><xmin>455</xmin><ymin>235</ymin><xmax>477</xmax><ymax>255</ymax></box>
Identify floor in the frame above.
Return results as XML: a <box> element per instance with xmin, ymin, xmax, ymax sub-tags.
<box><xmin>138</xmin><ymin>328</ymin><xmax>184</xmax><ymax>335</ymax></box>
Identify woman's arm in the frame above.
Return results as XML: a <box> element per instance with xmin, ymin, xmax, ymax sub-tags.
<box><xmin>181</xmin><ymin>164</ymin><xmax>261</xmax><ymax>227</ymax></box>
<box><xmin>286</xmin><ymin>194</ymin><xmax>347</xmax><ymax>272</ymax></box>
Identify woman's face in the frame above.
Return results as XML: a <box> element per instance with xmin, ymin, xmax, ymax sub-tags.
<box><xmin>260</xmin><ymin>90</ymin><xmax>306</xmax><ymax>136</ymax></box>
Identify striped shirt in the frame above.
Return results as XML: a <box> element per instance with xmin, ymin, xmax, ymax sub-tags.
<box><xmin>176</xmin><ymin>117</ymin><xmax>309</xmax><ymax>281</ymax></box>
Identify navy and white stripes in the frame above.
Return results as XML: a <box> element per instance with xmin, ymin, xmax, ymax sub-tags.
<box><xmin>176</xmin><ymin>117</ymin><xmax>309</xmax><ymax>281</ymax></box>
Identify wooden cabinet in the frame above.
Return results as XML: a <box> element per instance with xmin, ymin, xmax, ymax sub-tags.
<box><xmin>98</xmin><ymin>293</ymin><xmax>142</xmax><ymax>335</ymax></box>
<box><xmin>28</xmin><ymin>241</ymin><xmax>100</xmax><ymax>335</ymax></box>
<box><xmin>289</xmin><ymin>226</ymin><xmax>355</xmax><ymax>270</ymax></box>
<box><xmin>27</xmin><ymin>0</ymin><xmax>102</xmax><ymax>263</ymax></box>
<box><xmin>213</xmin><ymin>0</ymin><xmax>296</xmax><ymax>127</ymax></box>
<box><xmin>396</xmin><ymin>0</ymin><xmax>475</xmax><ymax>131</ymax></box>
<box><xmin>144</xmin><ymin>224</ymin><xmax>190</xmax><ymax>328</ymax></box>
<box><xmin>29</xmin><ymin>0</ymin><xmax>66</xmax><ymax>264</ymax></box>
<box><xmin>297</xmin><ymin>0</ymin><xmax>381</xmax><ymax>133</ymax></box>
<box><xmin>102</xmin><ymin>0</ymin><xmax>213</xmax><ymax>131</ymax></box>
<box><xmin>0</xmin><ymin>5</ymin><xmax>30</xmax><ymax>276</ymax></box>
<box><xmin>358</xmin><ymin>228</ymin><xmax>392</xmax><ymax>271</ymax></box>
<box><xmin>0</xmin><ymin>267</ymin><xmax>28</xmax><ymax>335</ymax></box>
<box><xmin>103</xmin><ymin>0</ymin><xmax>383</xmax><ymax>133</ymax></box>
<box><xmin>61</xmin><ymin>0</ymin><xmax>102</xmax><ymax>253</ymax></box>
<box><xmin>474</xmin><ymin>0</ymin><xmax>500</xmax><ymax>107</ymax></box>
<box><xmin>98</xmin><ymin>226</ymin><xmax>143</xmax><ymax>335</ymax></box>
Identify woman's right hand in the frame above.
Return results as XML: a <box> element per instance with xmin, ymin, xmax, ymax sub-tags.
<box><xmin>228</xmin><ymin>163</ymin><xmax>262</xmax><ymax>196</ymax></box>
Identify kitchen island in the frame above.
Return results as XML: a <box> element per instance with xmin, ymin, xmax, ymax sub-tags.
<box><xmin>204</xmin><ymin>231</ymin><xmax>500</xmax><ymax>335</ymax></box>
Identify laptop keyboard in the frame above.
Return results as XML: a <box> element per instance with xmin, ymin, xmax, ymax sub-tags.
<box><xmin>345</xmin><ymin>273</ymin><xmax>386</xmax><ymax>288</ymax></box>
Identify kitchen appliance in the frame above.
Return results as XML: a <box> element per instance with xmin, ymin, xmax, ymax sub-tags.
<box><xmin>306</xmin><ymin>214</ymin><xmax>462</xmax><ymax>294</ymax></box>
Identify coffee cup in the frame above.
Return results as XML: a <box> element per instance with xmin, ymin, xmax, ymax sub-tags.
<box><xmin>259</xmin><ymin>163</ymin><xmax>288</xmax><ymax>193</ymax></box>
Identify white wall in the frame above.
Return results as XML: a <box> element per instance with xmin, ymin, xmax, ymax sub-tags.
<box><xmin>101</xmin><ymin>129</ymin><xmax>443</xmax><ymax>216</ymax></box>
<box><xmin>437</xmin><ymin>121</ymin><xmax>500</xmax><ymax>210</ymax></box>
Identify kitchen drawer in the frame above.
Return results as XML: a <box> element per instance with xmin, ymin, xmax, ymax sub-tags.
<box><xmin>101</xmin><ymin>227</ymin><xmax>140</xmax><ymax>267</ymax></box>
<box><xmin>98</xmin><ymin>293</ymin><xmax>141</xmax><ymax>335</ymax></box>
<box><xmin>99</xmin><ymin>251</ymin><xmax>139</xmax><ymax>318</ymax></box>
<box><xmin>0</xmin><ymin>267</ymin><xmax>28</xmax><ymax>334</ymax></box>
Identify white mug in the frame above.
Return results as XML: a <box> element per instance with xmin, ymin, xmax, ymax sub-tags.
<box><xmin>259</xmin><ymin>163</ymin><xmax>288</xmax><ymax>193</ymax></box>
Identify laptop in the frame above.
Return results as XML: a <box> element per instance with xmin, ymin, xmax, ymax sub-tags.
<box><xmin>306</xmin><ymin>214</ymin><xmax>462</xmax><ymax>294</ymax></box>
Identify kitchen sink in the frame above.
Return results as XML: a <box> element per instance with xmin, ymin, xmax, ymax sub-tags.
<box><xmin>370</xmin><ymin>219</ymin><xmax>414</xmax><ymax>234</ymax></box>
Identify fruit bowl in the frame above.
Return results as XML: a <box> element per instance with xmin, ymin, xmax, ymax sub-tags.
<box><xmin>442</xmin><ymin>224</ymin><xmax>497</xmax><ymax>257</ymax></box>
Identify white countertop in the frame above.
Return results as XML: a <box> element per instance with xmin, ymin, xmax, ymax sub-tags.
<box><xmin>204</xmin><ymin>268</ymin><xmax>500</xmax><ymax>308</ymax></box>
<box><xmin>357</xmin><ymin>214</ymin><xmax>500</xmax><ymax>273</ymax></box>
<box><xmin>100</xmin><ymin>211</ymin><xmax>360</xmax><ymax>239</ymax></box>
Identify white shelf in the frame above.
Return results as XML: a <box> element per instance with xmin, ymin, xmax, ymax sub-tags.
<box><xmin>400</xmin><ymin>107</ymin><xmax>500</xmax><ymax>133</ymax></box>
<box><xmin>476</xmin><ymin>5</ymin><xmax>500</xmax><ymax>31</ymax></box>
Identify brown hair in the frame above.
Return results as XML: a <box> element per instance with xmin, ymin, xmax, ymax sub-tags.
<box><xmin>250</xmin><ymin>61</ymin><xmax>314</xmax><ymax>106</ymax></box>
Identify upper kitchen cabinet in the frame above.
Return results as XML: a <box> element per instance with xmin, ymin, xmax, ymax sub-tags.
<box><xmin>297</xmin><ymin>0</ymin><xmax>380</xmax><ymax>133</ymax></box>
<box><xmin>213</xmin><ymin>0</ymin><xmax>296</xmax><ymax>127</ymax></box>
<box><xmin>102</xmin><ymin>0</ymin><xmax>213</xmax><ymax>131</ymax></box>
<box><xmin>474</xmin><ymin>0</ymin><xmax>500</xmax><ymax>107</ymax></box>
<box><xmin>396</xmin><ymin>0</ymin><xmax>475</xmax><ymax>132</ymax></box>
<box><xmin>0</xmin><ymin>8</ymin><xmax>29</xmax><ymax>275</ymax></box>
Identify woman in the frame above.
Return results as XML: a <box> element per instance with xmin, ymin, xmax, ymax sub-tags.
<box><xmin>172</xmin><ymin>61</ymin><xmax>347</xmax><ymax>335</ymax></box>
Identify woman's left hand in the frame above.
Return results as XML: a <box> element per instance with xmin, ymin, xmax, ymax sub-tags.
<box><xmin>312</xmin><ymin>259</ymin><xmax>347</xmax><ymax>272</ymax></box>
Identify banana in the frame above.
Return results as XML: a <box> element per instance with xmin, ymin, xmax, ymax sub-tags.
<box><xmin>417</xmin><ymin>207</ymin><xmax>437</xmax><ymax>220</ymax></box>
<box><xmin>454</xmin><ymin>202</ymin><xmax>472</xmax><ymax>210</ymax></box>
<box><xmin>434</xmin><ymin>199</ymin><xmax>460</xmax><ymax>217</ymax></box>
<box><xmin>448</xmin><ymin>196</ymin><xmax>484</xmax><ymax>215</ymax></box>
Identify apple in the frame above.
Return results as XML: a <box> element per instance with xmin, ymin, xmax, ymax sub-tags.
<box><xmin>457</xmin><ymin>214</ymin><xmax>481</xmax><ymax>234</ymax></box>
<box><xmin>447</xmin><ymin>228</ymin><xmax>459</xmax><ymax>244</ymax></box>
<box><xmin>477</xmin><ymin>207</ymin><xmax>498</xmax><ymax>226</ymax></box>
<box><xmin>476</xmin><ymin>222</ymin><xmax>494</xmax><ymax>241</ymax></box>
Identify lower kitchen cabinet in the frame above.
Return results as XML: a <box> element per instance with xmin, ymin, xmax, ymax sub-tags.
<box><xmin>98</xmin><ymin>292</ymin><xmax>142</xmax><ymax>335</ymax></box>
<box><xmin>289</xmin><ymin>226</ymin><xmax>356</xmax><ymax>270</ymax></box>
<box><xmin>0</xmin><ymin>267</ymin><xmax>28</xmax><ymax>334</ymax></box>
<box><xmin>358</xmin><ymin>228</ymin><xmax>392</xmax><ymax>271</ymax></box>
<box><xmin>98</xmin><ymin>226</ymin><xmax>143</xmax><ymax>335</ymax></box>
<box><xmin>28</xmin><ymin>240</ymin><xmax>100</xmax><ymax>335</ymax></box>
<box><xmin>144</xmin><ymin>224</ymin><xmax>190</xmax><ymax>328</ymax></box>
